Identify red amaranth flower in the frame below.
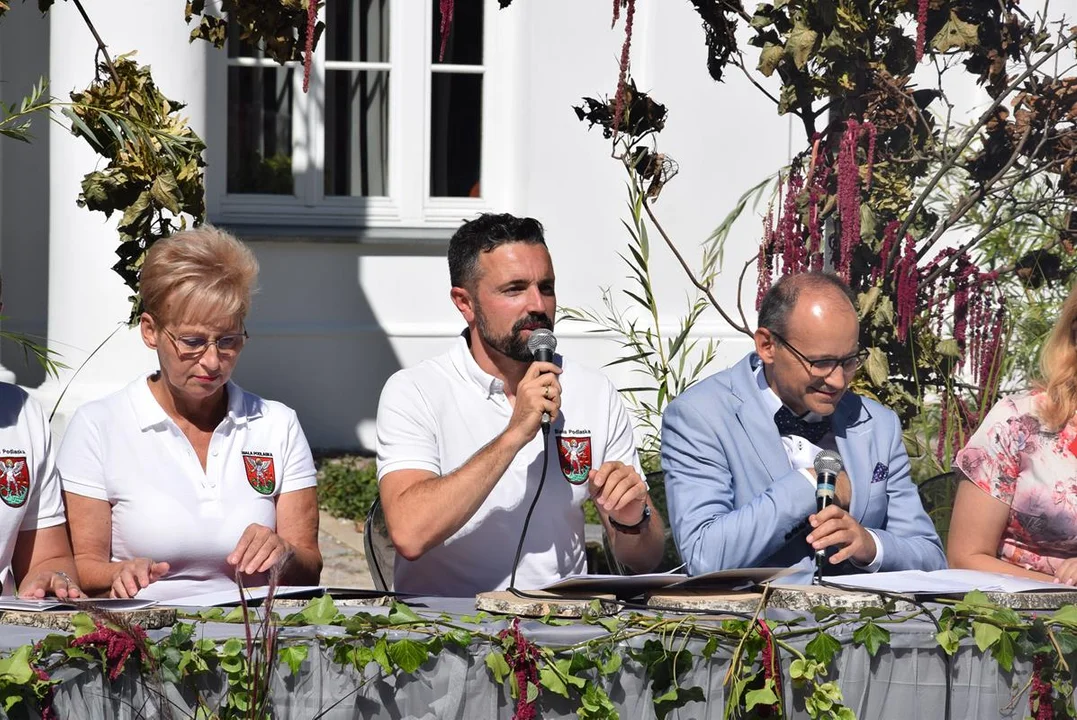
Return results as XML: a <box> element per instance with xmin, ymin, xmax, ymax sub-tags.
<box><xmin>895</xmin><ymin>233</ymin><xmax>918</xmax><ymax>342</ymax></box>
<box><xmin>1030</xmin><ymin>653</ymin><xmax>1054</xmax><ymax>720</ymax></box>
<box><xmin>498</xmin><ymin>618</ymin><xmax>540</xmax><ymax>720</ymax></box>
<box><xmin>610</xmin><ymin>0</ymin><xmax>636</xmax><ymax>139</ymax></box>
<box><xmin>71</xmin><ymin>622</ymin><xmax>147</xmax><ymax>681</ymax></box>
<box><xmin>612</xmin><ymin>0</ymin><xmax>621</xmax><ymax>27</ymax></box>
<box><xmin>756</xmin><ymin>619</ymin><xmax>782</xmax><ymax>716</ymax></box>
<box><xmin>836</xmin><ymin>118</ymin><xmax>862</xmax><ymax>281</ymax></box>
<box><xmin>33</xmin><ymin>666</ymin><xmax>56</xmax><ymax>720</ymax></box>
<box><xmin>872</xmin><ymin>220</ymin><xmax>900</xmax><ymax>285</ymax></box>
<box><xmin>303</xmin><ymin>0</ymin><xmax>317</xmax><ymax>93</ymax></box>
<box><xmin>916</xmin><ymin>0</ymin><xmax>929</xmax><ymax>62</ymax></box>
<box><xmin>438</xmin><ymin>0</ymin><xmax>455</xmax><ymax>62</ymax></box>
<box><xmin>778</xmin><ymin>168</ymin><xmax>807</xmax><ymax>276</ymax></box>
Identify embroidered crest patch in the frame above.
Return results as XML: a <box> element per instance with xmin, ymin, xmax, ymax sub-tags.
<box><xmin>0</xmin><ymin>456</ymin><xmax>29</xmax><ymax>508</ymax></box>
<box><xmin>556</xmin><ymin>434</ymin><xmax>592</xmax><ymax>485</ymax></box>
<box><xmin>243</xmin><ymin>453</ymin><xmax>276</xmax><ymax>495</ymax></box>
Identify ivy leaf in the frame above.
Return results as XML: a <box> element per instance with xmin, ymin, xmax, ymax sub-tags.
<box><xmin>936</xmin><ymin>628</ymin><xmax>960</xmax><ymax>655</ymax></box>
<box><xmin>444</xmin><ymin>628</ymin><xmax>472</xmax><ymax>648</ymax></box>
<box><xmin>0</xmin><ymin>646</ymin><xmax>33</xmax><ymax>685</ymax></box>
<box><xmin>973</xmin><ymin>621</ymin><xmax>1002</xmax><ymax>653</ymax></box>
<box><xmin>70</xmin><ymin>612</ymin><xmax>97</xmax><ymax>638</ymax></box>
<box><xmin>539</xmin><ymin>665</ymin><xmax>569</xmax><ymax>698</ymax></box>
<box><xmin>297</xmin><ymin>595</ymin><xmax>340</xmax><ymax>626</ymax></box>
<box><xmin>1052</xmin><ymin>606</ymin><xmax>1077</xmax><ymax>628</ymax></box>
<box><xmin>485</xmin><ymin>650</ymin><xmax>510</xmax><ymax>684</ymax></box>
<box><xmin>579</xmin><ymin>683</ymin><xmax>618</xmax><ymax>719</ymax></box>
<box><xmin>932</xmin><ymin>11</ymin><xmax>979</xmax><ymax>53</ymax></box>
<box><xmin>806</xmin><ymin>631</ymin><xmax>843</xmax><ymax>666</ymax></box>
<box><xmin>388</xmin><ymin>602</ymin><xmax>423</xmax><ymax>625</ymax></box>
<box><xmin>785</xmin><ymin>21</ymin><xmax>819</xmax><ymax>69</ymax></box>
<box><xmin>858</xmin><ymin>606</ymin><xmax>887</xmax><ymax>620</ymax></box>
<box><xmin>852</xmin><ymin>621</ymin><xmax>890</xmax><ymax>656</ymax></box>
<box><xmin>279</xmin><ymin>645</ymin><xmax>308</xmax><ymax>676</ymax></box>
<box><xmin>371</xmin><ymin>638</ymin><xmax>393</xmax><ymax>675</ymax></box>
<box><xmin>864</xmin><ymin>347</ymin><xmax>890</xmax><ymax>386</ymax></box>
<box><xmin>526</xmin><ymin>681</ymin><xmax>540</xmax><ymax>704</ymax></box>
<box><xmin>993</xmin><ymin>631</ymin><xmax>1016</xmax><ymax>672</ymax></box>
<box><xmin>701</xmin><ymin>637</ymin><xmax>719</xmax><ymax>659</ymax></box>
<box><xmin>599</xmin><ymin>651</ymin><xmax>622</xmax><ymax>674</ymax></box>
<box><xmin>388</xmin><ymin>639</ymin><xmax>428</xmax><ymax>674</ymax></box>
<box><xmin>653</xmin><ymin>685</ymin><xmax>705</xmax><ymax>720</ymax></box>
<box><xmin>745</xmin><ymin>683</ymin><xmax>779</xmax><ymax>710</ymax></box>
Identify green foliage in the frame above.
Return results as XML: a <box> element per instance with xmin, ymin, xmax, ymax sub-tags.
<box><xmin>185</xmin><ymin>0</ymin><xmax>324</xmax><ymax>65</ymax></box>
<box><xmin>316</xmin><ymin>454</ymin><xmax>378</xmax><ymax>522</ymax></box>
<box><xmin>67</xmin><ymin>56</ymin><xmax>208</xmax><ymax>322</ymax></box>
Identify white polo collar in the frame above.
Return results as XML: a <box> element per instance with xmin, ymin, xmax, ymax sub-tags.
<box><xmin>449</xmin><ymin>331</ymin><xmax>505</xmax><ymax>398</ymax></box>
<box><xmin>129</xmin><ymin>372</ymin><xmax>257</xmax><ymax>431</ymax></box>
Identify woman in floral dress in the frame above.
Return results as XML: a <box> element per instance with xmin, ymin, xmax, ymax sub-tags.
<box><xmin>949</xmin><ymin>283</ymin><xmax>1077</xmax><ymax>583</ymax></box>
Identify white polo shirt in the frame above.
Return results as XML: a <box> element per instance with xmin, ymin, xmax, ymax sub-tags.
<box><xmin>376</xmin><ymin>334</ymin><xmax>642</xmax><ymax>596</ymax></box>
<box><xmin>0</xmin><ymin>384</ymin><xmax>66</xmax><ymax>596</ymax></box>
<box><xmin>57</xmin><ymin>374</ymin><xmax>317</xmax><ymax>601</ymax></box>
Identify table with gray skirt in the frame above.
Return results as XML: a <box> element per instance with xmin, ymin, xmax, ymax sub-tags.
<box><xmin>0</xmin><ymin>595</ymin><xmax>1061</xmax><ymax>720</ymax></box>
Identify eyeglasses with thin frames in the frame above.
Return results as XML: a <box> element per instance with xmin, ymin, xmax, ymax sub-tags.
<box><xmin>768</xmin><ymin>329</ymin><xmax>867</xmax><ymax>378</ymax></box>
<box><xmin>160</xmin><ymin>325</ymin><xmax>249</xmax><ymax>359</ymax></box>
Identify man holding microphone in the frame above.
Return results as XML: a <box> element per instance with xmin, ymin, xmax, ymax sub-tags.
<box><xmin>375</xmin><ymin>213</ymin><xmax>664</xmax><ymax>596</ymax></box>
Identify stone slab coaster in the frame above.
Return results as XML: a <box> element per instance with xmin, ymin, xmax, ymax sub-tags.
<box><xmin>475</xmin><ymin>591</ymin><xmax>619</xmax><ymax>618</ymax></box>
<box><xmin>767</xmin><ymin>585</ymin><xmax>918</xmax><ymax>613</ymax></box>
<box><xmin>0</xmin><ymin>607</ymin><xmax>177</xmax><ymax>631</ymax></box>
<box><xmin>275</xmin><ymin>595</ymin><xmax>394</xmax><ymax>609</ymax></box>
<box><xmin>646</xmin><ymin>590</ymin><xmax>764</xmax><ymax>614</ymax></box>
<box><xmin>976</xmin><ymin>590</ymin><xmax>1077</xmax><ymax>610</ymax></box>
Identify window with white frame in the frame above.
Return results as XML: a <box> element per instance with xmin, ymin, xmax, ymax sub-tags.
<box><xmin>212</xmin><ymin>0</ymin><xmax>509</xmax><ymax>231</ymax></box>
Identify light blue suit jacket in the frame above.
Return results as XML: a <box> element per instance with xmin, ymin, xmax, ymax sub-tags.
<box><xmin>661</xmin><ymin>353</ymin><xmax>946</xmax><ymax>583</ymax></box>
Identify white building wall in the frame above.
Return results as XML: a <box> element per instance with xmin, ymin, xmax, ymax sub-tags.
<box><xmin>4</xmin><ymin>0</ymin><xmax>807</xmax><ymax>449</ymax></box>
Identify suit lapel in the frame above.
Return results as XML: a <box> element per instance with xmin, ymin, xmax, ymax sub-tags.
<box><xmin>731</xmin><ymin>355</ymin><xmax>792</xmax><ymax>483</ymax></box>
<box><xmin>832</xmin><ymin>395</ymin><xmax>873</xmax><ymax>522</ymax></box>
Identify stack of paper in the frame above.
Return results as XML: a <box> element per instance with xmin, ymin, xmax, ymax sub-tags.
<box><xmin>541</xmin><ymin>567</ymin><xmax>792</xmax><ymax>596</ymax></box>
<box><xmin>825</xmin><ymin>569</ymin><xmax>1067</xmax><ymax>596</ymax></box>
<box><xmin>161</xmin><ymin>585</ymin><xmax>385</xmax><ymax>607</ymax></box>
<box><xmin>0</xmin><ymin>597</ymin><xmax>157</xmax><ymax>612</ymax></box>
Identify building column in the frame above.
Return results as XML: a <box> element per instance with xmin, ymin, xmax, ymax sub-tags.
<box><xmin>32</xmin><ymin>0</ymin><xmax>208</xmax><ymax>432</ymax></box>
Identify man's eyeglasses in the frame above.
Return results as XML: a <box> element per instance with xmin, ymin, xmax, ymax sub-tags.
<box><xmin>160</xmin><ymin>326</ymin><xmax>248</xmax><ymax>358</ymax></box>
<box><xmin>769</xmin><ymin>329</ymin><xmax>867</xmax><ymax>378</ymax></box>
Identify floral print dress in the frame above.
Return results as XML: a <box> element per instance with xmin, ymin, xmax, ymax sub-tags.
<box><xmin>954</xmin><ymin>391</ymin><xmax>1077</xmax><ymax>575</ymax></box>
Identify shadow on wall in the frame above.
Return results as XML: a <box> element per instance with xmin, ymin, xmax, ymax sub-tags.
<box><xmin>230</xmin><ymin>242</ymin><xmax>404</xmax><ymax>452</ymax></box>
<box><xmin>0</xmin><ymin>8</ymin><xmax>50</xmax><ymax>388</ymax></box>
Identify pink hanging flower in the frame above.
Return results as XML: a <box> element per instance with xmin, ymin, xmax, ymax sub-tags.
<box><xmin>895</xmin><ymin>233</ymin><xmax>918</xmax><ymax>342</ymax></box>
<box><xmin>610</xmin><ymin>0</ymin><xmax>637</xmax><ymax>139</ymax></box>
<box><xmin>438</xmin><ymin>0</ymin><xmax>455</xmax><ymax>62</ymax></box>
<box><xmin>916</xmin><ymin>0</ymin><xmax>929</xmax><ymax>62</ymax></box>
<box><xmin>872</xmin><ymin>220</ymin><xmax>901</xmax><ymax>285</ymax></box>
<box><xmin>836</xmin><ymin>118</ymin><xmax>862</xmax><ymax>280</ymax></box>
<box><xmin>303</xmin><ymin>0</ymin><xmax>317</xmax><ymax>93</ymax></box>
<box><xmin>1030</xmin><ymin>653</ymin><xmax>1055</xmax><ymax>720</ymax></box>
<box><xmin>498</xmin><ymin>618</ymin><xmax>540</xmax><ymax>720</ymax></box>
<box><xmin>71</xmin><ymin>622</ymin><xmax>147</xmax><ymax>681</ymax></box>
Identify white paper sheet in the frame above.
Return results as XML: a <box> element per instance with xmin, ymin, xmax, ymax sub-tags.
<box><xmin>161</xmin><ymin>585</ymin><xmax>381</xmax><ymax>607</ymax></box>
<box><xmin>0</xmin><ymin>597</ymin><xmax>157</xmax><ymax>612</ymax></box>
<box><xmin>541</xmin><ymin>567</ymin><xmax>793</xmax><ymax>595</ymax></box>
<box><xmin>825</xmin><ymin>569</ymin><xmax>1066</xmax><ymax>595</ymax></box>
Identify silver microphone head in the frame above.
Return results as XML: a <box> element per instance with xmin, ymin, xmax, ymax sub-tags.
<box><xmin>813</xmin><ymin>449</ymin><xmax>843</xmax><ymax>476</ymax></box>
<box><xmin>526</xmin><ymin>328</ymin><xmax>557</xmax><ymax>358</ymax></box>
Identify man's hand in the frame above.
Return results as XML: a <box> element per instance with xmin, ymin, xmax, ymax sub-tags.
<box><xmin>20</xmin><ymin>570</ymin><xmax>82</xmax><ymax>600</ymax></box>
<box><xmin>228</xmin><ymin>524</ymin><xmax>295</xmax><ymax>576</ymax></box>
<box><xmin>505</xmin><ymin>361</ymin><xmax>562</xmax><ymax>447</ymax></box>
<box><xmin>111</xmin><ymin>558</ymin><xmax>170</xmax><ymax>598</ymax></box>
<box><xmin>807</xmin><ymin>505</ymin><xmax>876</xmax><ymax>565</ymax></box>
<box><xmin>588</xmin><ymin>461</ymin><xmax>648</xmax><ymax>526</ymax></box>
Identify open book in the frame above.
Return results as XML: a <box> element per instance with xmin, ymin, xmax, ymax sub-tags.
<box><xmin>0</xmin><ymin>597</ymin><xmax>158</xmax><ymax>612</ymax></box>
<box><xmin>824</xmin><ymin>569</ymin><xmax>1068</xmax><ymax>596</ymax></box>
<box><xmin>541</xmin><ymin>567</ymin><xmax>793</xmax><ymax>596</ymax></box>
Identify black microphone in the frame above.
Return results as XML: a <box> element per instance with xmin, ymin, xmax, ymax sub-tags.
<box><xmin>526</xmin><ymin>329</ymin><xmax>557</xmax><ymax>430</ymax></box>
<box><xmin>812</xmin><ymin>449</ymin><xmax>842</xmax><ymax>582</ymax></box>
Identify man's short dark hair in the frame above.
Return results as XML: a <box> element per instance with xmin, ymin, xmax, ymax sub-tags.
<box><xmin>758</xmin><ymin>271</ymin><xmax>858</xmax><ymax>336</ymax></box>
<box><xmin>448</xmin><ymin>213</ymin><xmax>546</xmax><ymax>289</ymax></box>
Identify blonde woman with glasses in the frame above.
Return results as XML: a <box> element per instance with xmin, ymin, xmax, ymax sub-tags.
<box><xmin>58</xmin><ymin>227</ymin><xmax>321</xmax><ymax>600</ymax></box>
<box><xmin>950</xmin><ymin>282</ymin><xmax>1077</xmax><ymax>584</ymax></box>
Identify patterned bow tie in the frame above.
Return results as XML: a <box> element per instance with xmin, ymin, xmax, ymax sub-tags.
<box><xmin>774</xmin><ymin>406</ymin><xmax>832</xmax><ymax>444</ymax></box>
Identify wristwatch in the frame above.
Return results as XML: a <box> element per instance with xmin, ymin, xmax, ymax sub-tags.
<box><xmin>609</xmin><ymin>505</ymin><xmax>651</xmax><ymax>535</ymax></box>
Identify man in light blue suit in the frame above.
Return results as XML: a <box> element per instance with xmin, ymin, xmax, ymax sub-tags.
<box><xmin>661</xmin><ymin>272</ymin><xmax>945</xmax><ymax>583</ymax></box>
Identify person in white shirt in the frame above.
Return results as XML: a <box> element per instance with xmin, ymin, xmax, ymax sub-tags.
<box><xmin>0</xmin><ymin>277</ymin><xmax>82</xmax><ymax>599</ymax></box>
<box><xmin>58</xmin><ymin>227</ymin><xmax>321</xmax><ymax>601</ymax></box>
<box><xmin>376</xmin><ymin>213</ymin><xmax>665</xmax><ymax>596</ymax></box>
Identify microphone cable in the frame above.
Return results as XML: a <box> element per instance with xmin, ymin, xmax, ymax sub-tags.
<box><xmin>508</xmin><ymin>423</ymin><xmax>555</xmax><ymax>597</ymax></box>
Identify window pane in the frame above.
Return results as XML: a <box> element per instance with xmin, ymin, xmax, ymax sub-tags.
<box><xmin>325</xmin><ymin>70</ymin><xmax>390</xmax><ymax>197</ymax></box>
<box><xmin>327</xmin><ymin>0</ymin><xmax>389</xmax><ymax>63</ymax></box>
<box><xmin>227</xmin><ymin>67</ymin><xmax>294</xmax><ymax>195</ymax></box>
<box><xmin>430</xmin><ymin>73</ymin><xmax>482</xmax><ymax>197</ymax></box>
<box><xmin>432</xmin><ymin>0</ymin><xmax>483</xmax><ymax>65</ymax></box>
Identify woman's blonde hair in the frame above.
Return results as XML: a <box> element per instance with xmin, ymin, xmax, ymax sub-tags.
<box><xmin>1037</xmin><ymin>282</ymin><xmax>1077</xmax><ymax>431</ymax></box>
<box><xmin>139</xmin><ymin>225</ymin><xmax>259</xmax><ymax>326</ymax></box>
